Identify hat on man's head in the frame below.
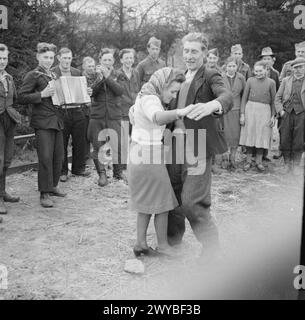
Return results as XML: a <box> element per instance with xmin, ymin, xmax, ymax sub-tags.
<box><xmin>231</xmin><ymin>44</ymin><xmax>242</xmax><ymax>53</ymax></box>
<box><xmin>295</xmin><ymin>41</ymin><xmax>305</xmax><ymax>50</ymax></box>
<box><xmin>259</xmin><ymin>47</ymin><xmax>275</xmax><ymax>59</ymax></box>
<box><xmin>208</xmin><ymin>48</ymin><xmax>219</xmax><ymax>57</ymax></box>
<box><xmin>291</xmin><ymin>57</ymin><xmax>305</xmax><ymax>68</ymax></box>
<box><xmin>147</xmin><ymin>37</ymin><xmax>162</xmax><ymax>48</ymax></box>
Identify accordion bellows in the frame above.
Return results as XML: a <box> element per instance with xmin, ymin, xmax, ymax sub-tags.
<box><xmin>50</xmin><ymin>76</ymin><xmax>91</xmax><ymax>106</ymax></box>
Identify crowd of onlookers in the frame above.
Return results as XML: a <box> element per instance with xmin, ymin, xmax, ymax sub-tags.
<box><xmin>0</xmin><ymin>34</ymin><xmax>304</xmax><ymax>257</ymax></box>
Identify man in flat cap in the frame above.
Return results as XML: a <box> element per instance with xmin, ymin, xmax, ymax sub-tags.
<box><xmin>275</xmin><ymin>57</ymin><xmax>305</xmax><ymax>175</ymax></box>
<box><xmin>280</xmin><ymin>41</ymin><xmax>305</xmax><ymax>82</ymax></box>
<box><xmin>136</xmin><ymin>36</ymin><xmax>166</xmax><ymax>87</ymax></box>
<box><xmin>230</xmin><ymin>44</ymin><xmax>252</xmax><ymax>80</ymax></box>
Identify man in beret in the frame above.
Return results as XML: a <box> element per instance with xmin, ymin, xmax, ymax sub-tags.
<box><xmin>230</xmin><ymin>44</ymin><xmax>252</xmax><ymax>80</ymax></box>
<box><xmin>136</xmin><ymin>36</ymin><xmax>166</xmax><ymax>87</ymax></box>
<box><xmin>280</xmin><ymin>41</ymin><xmax>305</xmax><ymax>82</ymax></box>
<box><xmin>275</xmin><ymin>57</ymin><xmax>305</xmax><ymax>175</ymax></box>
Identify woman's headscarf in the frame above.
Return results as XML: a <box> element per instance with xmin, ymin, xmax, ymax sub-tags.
<box><xmin>139</xmin><ymin>67</ymin><xmax>183</xmax><ymax>99</ymax></box>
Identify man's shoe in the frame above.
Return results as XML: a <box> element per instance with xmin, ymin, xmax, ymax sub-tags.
<box><xmin>73</xmin><ymin>170</ymin><xmax>91</xmax><ymax>177</ymax></box>
<box><xmin>40</xmin><ymin>193</ymin><xmax>54</xmax><ymax>208</ymax></box>
<box><xmin>0</xmin><ymin>198</ymin><xmax>7</xmax><ymax>215</ymax></box>
<box><xmin>98</xmin><ymin>172</ymin><xmax>108</xmax><ymax>187</ymax></box>
<box><xmin>256</xmin><ymin>163</ymin><xmax>265</xmax><ymax>172</ymax></box>
<box><xmin>60</xmin><ymin>175</ymin><xmax>68</xmax><ymax>182</ymax></box>
<box><xmin>50</xmin><ymin>187</ymin><xmax>67</xmax><ymax>197</ymax></box>
<box><xmin>273</xmin><ymin>152</ymin><xmax>282</xmax><ymax>160</ymax></box>
<box><xmin>3</xmin><ymin>193</ymin><xmax>20</xmax><ymax>203</ymax></box>
<box><xmin>263</xmin><ymin>156</ymin><xmax>271</xmax><ymax>162</ymax></box>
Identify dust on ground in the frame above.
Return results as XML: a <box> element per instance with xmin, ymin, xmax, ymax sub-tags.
<box><xmin>0</xmin><ymin>153</ymin><xmax>303</xmax><ymax>300</ymax></box>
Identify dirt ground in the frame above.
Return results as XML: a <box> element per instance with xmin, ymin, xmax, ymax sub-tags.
<box><xmin>0</xmin><ymin>149</ymin><xmax>304</xmax><ymax>300</ymax></box>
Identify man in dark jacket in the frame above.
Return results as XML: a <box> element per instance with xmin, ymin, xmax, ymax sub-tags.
<box><xmin>82</xmin><ymin>56</ymin><xmax>97</xmax><ymax>164</ymax></box>
<box><xmin>0</xmin><ymin>44</ymin><xmax>21</xmax><ymax>217</ymax></box>
<box><xmin>18</xmin><ymin>42</ymin><xmax>66</xmax><ymax>208</ymax></box>
<box><xmin>117</xmin><ymin>48</ymin><xmax>141</xmax><ymax>167</ymax></box>
<box><xmin>167</xmin><ymin>33</ymin><xmax>233</xmax><ymax>260</ymax></box>
<box><xmin>88</xmin><ymin>48</ymin><xmax>124</xmax><ymax>186</ymax></box>
<box><xmin>52</xmin><ymin>48</ymin><xmax>91</xmax><ymax>182</ymax></box>
<box><xmin>136</xmin><ymin>37</ymin><xmax>166</xmax><ymax>86</ymax></box>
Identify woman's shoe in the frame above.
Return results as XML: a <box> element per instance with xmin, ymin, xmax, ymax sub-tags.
<box><xmin>256</xmin><ymin>163</ymin><xmax>265</xmax><ymax>172</ymax></box>
<box><xmin>133</xmin><ymin>246</ymin><xmax>160</xmax><ymax>257</ymax></box>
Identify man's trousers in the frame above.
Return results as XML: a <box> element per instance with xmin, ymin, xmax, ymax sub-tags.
<box><xmin>62</xmin><ymin>108</ymin><xmax>87</xmax><ymax>175</ymax></box>
<box><xmin>0</xmin><ymin>112</ymin><xmax>15</xmax><ymax>197</ymax></box>
<box><xmin>35</xmin><ymin>129</ymin><xmax>64</xmax><ymax>193</ymax></box>
<box><xmin>167</xmin><ymin>151</ymin><xmax>219</xmax><ymax>249</ymax></box>
<box><xmin>280</xmin><ymin>110</ymin><xmax>305</xmax><ymax>165</ymax></box>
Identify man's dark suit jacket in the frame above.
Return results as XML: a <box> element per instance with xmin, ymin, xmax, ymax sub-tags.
<box><xmin>18</xmin><ymin>66</ymin><xmax>64</xmax><ymax>131</ymax></box>
<box><xmin>0</xmin><ymin>72</ymin><xmax>21</xmax><ymax>124</ymax></box>
<box><xmin>269</xmin><ymin>67</ymin><xmax>280</xmax><ymax>91</ymax></box>
<box><xmin>172</xmin><ymin>65</ymin><xmax>233</xmax><ymax>158</ymax></box>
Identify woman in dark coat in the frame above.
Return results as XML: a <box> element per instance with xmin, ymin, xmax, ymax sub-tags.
<box><xmin>222</xmin><ymin>57</ymin><xmax>246</xmax><ymax>169</ymax></box>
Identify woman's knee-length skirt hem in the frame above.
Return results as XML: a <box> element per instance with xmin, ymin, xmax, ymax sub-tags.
<box><xmin>127</xmin><ymin>144</ymin><xmax>178</xmax><ymax>214</ymax></box>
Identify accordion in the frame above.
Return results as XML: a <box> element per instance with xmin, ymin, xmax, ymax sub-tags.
<box><xmin>49</xmin><ymin>76</ymin><xmax>91</xmax><ymax>106</ymax></box>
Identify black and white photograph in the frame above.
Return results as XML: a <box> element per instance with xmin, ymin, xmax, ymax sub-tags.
<box><xmin>0</xmin><ymin>0</ymin><xmax>305</xmax><ymax>304</ymax></box>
